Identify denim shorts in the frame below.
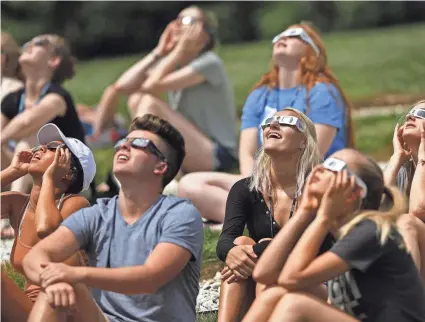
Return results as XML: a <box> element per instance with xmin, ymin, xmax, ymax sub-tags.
<box><xmin>213</xmin><ymin>144</ymin><xmax>238</xmax><ymax>172</ymax></box>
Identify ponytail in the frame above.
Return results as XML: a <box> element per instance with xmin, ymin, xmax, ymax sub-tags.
<box><xmin>339</xmin><ymin>186</ymin><xmax>407</xmax><ymax>246</ymax></box>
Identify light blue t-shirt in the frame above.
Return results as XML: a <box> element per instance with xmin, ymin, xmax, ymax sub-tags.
<box><xmin>240</xmin><ymin>83</ymin><xmax>347</xmax><ymax>158</ymax></box>
<box><xmin>62</xmin><ymin>195</ymin><xmax>204</xmax><ymax>322</ymax></box>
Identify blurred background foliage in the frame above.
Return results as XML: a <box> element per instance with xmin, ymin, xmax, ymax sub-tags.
<box><xmin>2</xmin><ymin>1</ymin><xmax>425</xmax><ymax>59</ymax></box>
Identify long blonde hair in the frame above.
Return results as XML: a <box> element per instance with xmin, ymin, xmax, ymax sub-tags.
<box><xmin>339</xmin><ymin>153</ymin><xmax>407</xmax><ymax>246</ymax></box>
<box><xmin>249</xmin><ymin>108</ymin><xmax>322</xmax><ymax>198</ymax></box>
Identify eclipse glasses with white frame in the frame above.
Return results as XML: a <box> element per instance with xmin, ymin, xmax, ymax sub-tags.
<box><xmin>322</xmin><ymin>157</ymin><xmax>368</xmax><ymax>199</ymax></box>
<box><xmin>261</xmin><ymin>115</ymin><xmax>306</xmax><ymax>132</ymax></box>
<box><xmin>272</xmin><ymin>27</ymin><xmax>320</xmax><ymax>57</ymax></box>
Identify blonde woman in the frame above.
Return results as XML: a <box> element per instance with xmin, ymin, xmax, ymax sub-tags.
<box><xmin>178</xmin><ymin>22</ymin><xmax>352</xmax><ymax>223</ymax></box>
<box><xmin>215</xmin><ymin>108</ymin><xmax>323</xmax><ymax>322</ymax></box>
<box><xmin>1</xmin><ymin>32</ymin><xmax>23</xmax><ymax>102</ymax></box>
<box><xmin>384</xmin><ymin>100</ymin><xmax>425</xmax><ymax>280</ymax></box>
<box><xmin>243</xmin><ymin>149</ymin><xmax>425</xmax><ymax>322</ymax></box>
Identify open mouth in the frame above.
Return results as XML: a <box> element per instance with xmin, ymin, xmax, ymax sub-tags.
<box><xmin>267</xmin><ymin>132</ymin><xmax>282</xmax><ymax>139</ymax></box>
<box><xmin>117</xmin><ymin>154</ymin><xmax>129</xmax><ymax>161</ymax></box>
<box><xmin>32</xmin><ymin>153</ymin><xmax>41</xmax><ymax>161</ymax></box>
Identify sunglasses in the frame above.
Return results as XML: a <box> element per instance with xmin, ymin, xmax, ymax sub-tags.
<box><xmin>114</xmin><ymin>138</ymin><xmax>167</xmax><ymax>162</ymax></box>
<box><xmin>272</xmin><ymin>27</ymin><xmax>320</xmax><ymax>56</ymax></box>
<box><xmin>32</xmin><ymin>141</ymin><xmax>65</xmax><ymax>153</ymax></box>
<box><xmin>322</xmin><ymin>157</ymin><xmax>368</xmax><ymax>199</ymax></box>
<box><xmin>261</xmin><ymin>115</ymin><xmax>306</xmax><ymax>132</ymax></box>
<box><xmin>22</xmin><ymin>38</ymin><xmax>51</xmax><ymax>51</ymax></box>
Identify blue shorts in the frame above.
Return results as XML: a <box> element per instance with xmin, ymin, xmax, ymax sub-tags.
<box><xmin>213</xmin><ymin>144</ymin><xmax>238</xmax><ymax>172</ymax></box>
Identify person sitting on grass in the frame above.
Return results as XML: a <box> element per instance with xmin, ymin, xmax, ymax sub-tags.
<box><xmin>94</xmin><ymin>6</ymin><xmax>238</xmax><ymax>196</ymax></box>
<box><xmin>384</xmin><ymin>100</ymin><xmax>425</xmax><ymax>281</ymax></box>
<box><xmin>1</xmin><ymin>123</ymin><xmax>96</xmax><ymax>322</ymax></box>
<box><xmin>23</xmin><ymin>114</ymin><xmax>204</xmax><ymax>322</ymax></box>
<box><xmin>215</xmin><ymin>109</ymin><xmax>325</xmax><ymax>322</ymax></box>
<box><xmin>242</xmin><ymin>149</ymin><xmax>425</xmax><ymax>322</ymax></box>
<box><xmin>177</xmin><ymin>21</ymin><xmax>353</xmax><ymax>224</ymax></box>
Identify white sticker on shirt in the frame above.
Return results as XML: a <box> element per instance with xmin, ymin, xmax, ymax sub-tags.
<box><xmin>259</xmin><ymin>105</ymin><xmax>277</xmax><ymax>145</ymax></box>
<box><xmin>328</xmin><ymin>271</ymin><xmax>367</xmax><ymax>320</ymax></box>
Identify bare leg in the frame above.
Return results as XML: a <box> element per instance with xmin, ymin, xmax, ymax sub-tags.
<box><xmin>1</xmin><ymin>271</ymin><xmax>33</xmax><ymax>322</ymax></box>
<box><xmin>268</xmin><ymin>292</ymin><xmax>359</xmax><ymax>322</ymax></box>
<box><xmin>29</xmin><ymin>283</ymin><xmax>109</xmax><ymax>322</ymax></box>
<box><xmin>177</xmin><ymin>173</ymin><xmax>243</xmax><ymax>222</ymax></box>
<box><xmin>218</xmin><ymin>236</ymin><xmax>256</xmax><ymax>322</ymax></box>
<box><xmin>135</xmin><ymin>94</ymin><xmax>215</xmax><ymax>172</ymax></box>
<box><xmin>242</xmin><ymin>286</ymin><xmax>287</xmax><ymax>322</ymax></box>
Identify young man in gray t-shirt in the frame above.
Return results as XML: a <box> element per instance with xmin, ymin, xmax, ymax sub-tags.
<box><xmin>23</xmin><ymin>115</ymin><xmax>204</xmax><ymax>322</ymax></box>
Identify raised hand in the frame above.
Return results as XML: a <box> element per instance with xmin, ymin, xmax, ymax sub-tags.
<box><xmin>418</xmin><ymin>122</ymin><xmax>425</xmax><ymax>162</ymax></box>
<box><xmin>43</xmin><ymin>147</ymin><xmax>72</xmax><ymax>184</ymax></box>
<box><xmin>155</xmin><ymin>20</ymin><xmax>178</xmax><ymax>56</ymax></box>
<box><xmin>298</xmin><ymin>166</ymin><xmax>323</xmax><ymax>215</ymax></box>
<box><xmin>10</xmin><ymin>149</ymin><xmax>33</xmax><ymax>175</ymax></box>
<box><xmin>392</xmin><ymin>123</ymin><xmax>411</xmax><ymax>164</ymax></box>
<box><xmin>174</xmin><ymin>22</ymin><xmax>208</xmax><ymax>59</ymax></box>
<box><xmin>317</xmin><ymin>170</ymin><xmax>358</xmax><ymax>226</ymax></box>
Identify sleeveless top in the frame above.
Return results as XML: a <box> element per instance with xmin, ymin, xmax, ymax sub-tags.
<box><xmin>9</xmin><ymin>194</ymin><xmax>87</xmax><ymax>302</ymax></box>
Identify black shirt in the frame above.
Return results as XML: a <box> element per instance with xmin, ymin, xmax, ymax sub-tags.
<box><xmin>329</xmin><ymin>219</ymin><xmax>425</xmax><ymax>322</ymax></box>
<box><xmin>216</xmin><ymin>177</ymin><xmax>334</xmax><ymax>262</ymax></box>
<box><xmin>1</xmin><ymin>84</ymin><xmax>85</xmax><ymax>143</ymax></box>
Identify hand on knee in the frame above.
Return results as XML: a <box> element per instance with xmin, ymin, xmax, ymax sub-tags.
<box><xmin>234</xmin><ymin>236</ymin><xmax>256</xmax><ymax>246</ymax></box>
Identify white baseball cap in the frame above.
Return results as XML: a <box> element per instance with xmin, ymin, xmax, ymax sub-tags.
<box><xmin>37</xmin><ymin>123</ymin><xmax>96</xmax><ymax>191</ymax></box>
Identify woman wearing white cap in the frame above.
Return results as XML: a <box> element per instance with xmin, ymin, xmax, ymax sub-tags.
<box><xmin>1</xmin><ymin>123</ymin><xmax>96</xmax><ymax>322</ymax></box>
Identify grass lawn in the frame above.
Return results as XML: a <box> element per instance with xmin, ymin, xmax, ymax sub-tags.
<box><xmin>3</xmin><ymin>24</ymin><xmax>423</xmax><ymax>322</ymax></box>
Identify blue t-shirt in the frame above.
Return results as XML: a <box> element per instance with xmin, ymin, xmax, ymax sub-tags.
<box><xmin>62</xmin><ymin>195</ymin><xmax>204</xmax><ymax>322</ymax></box>
<box><xmin>240</xmin><ymin>83</ymin><xmax>347</xmax><ymax>158</ymax></box>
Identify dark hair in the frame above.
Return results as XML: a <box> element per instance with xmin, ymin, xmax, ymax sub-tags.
<box><xmin>65</xmin><ymin>153</ymin><xmax>84</xmax><ymax>194</ymax></box>
<box><xmin>129</xmin><ymin>114</ymin><xmax>186</xmax><ymax>188</ymax></box>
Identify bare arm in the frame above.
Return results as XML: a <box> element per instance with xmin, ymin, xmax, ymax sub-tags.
<box><xmin>278</xmin><ymin>217</ymin><xmax>349</xmax><ymax>291</ymax></box>
<box><xmin>384</xmin><ymin>154</ymin><xmax>405</xmax><ymax>186</ymax></box>
<box><xmin>315</xmin><ymin>124</ymin><xmax>337</xmax><ymax>158</ymax></box>
<box><xmin>410</xmin><ymin>125</ymin><xmax>425</xmax><ymax>220</ymax></box>
<box><xmin>239</xmin><ymin>129</ymin><xmax>258</xmax><ymax>177</ymax></box>
<box><xmin>39</xmin><ymin>241</ymin><xmax>193</xmax><ymax>295</ymax></box>
<box><xmin>35</xmin><ymin>178</ymin><xmax>90</xmax><ymax>239</ymax></box>
<box><xmin>0</xmin><ymin>167</ymin><xmax>25</xmax><ymax>189</ymax></box>
<box><xmin>141</xmin><ymin>65</ymin><xmax>205</xmax><ymax>94</ymax></box>
<box><xmin>94</xmin><ymin>51</ymin><xmax>162</xmax><ymax>134</ymax></box>
<box><xmin>23</xmin><ymin>226</ymin><xmax>81</xmax><ymax>284</ymax></box>
<box><xmin>0</xmin><ymin>94</ymin><xmax>66</xmax><ymax>143</ymax></box>
<box><xmin>78</xmin><ymin>243</ymin><xmax>191</xmax><ymax>294</ymax></box>
<box><xmin>253</xmin><ymin>207</ymin><xmax>314</xmax><ymax>285</ymax></box>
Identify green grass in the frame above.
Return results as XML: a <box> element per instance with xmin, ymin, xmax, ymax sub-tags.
<box><xmin>65</xmin><ymin>23</ymin><xmax>425</xmax><ymax>116</ymax></box>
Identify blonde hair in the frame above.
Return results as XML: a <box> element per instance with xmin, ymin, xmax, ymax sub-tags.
<box><xmin>1</xmin><ymin>32</ymin><xmax>21</xmax><ymax>79</ymax></box>
<box><xmin>252</xmin><ymin>22</ymin><xmax>355</xmax><ymax>149</ymax></box>
<box><xmin>338</xmin><ymin>152</ymin><xmax>408</xmax><ymax>247</ymax></box>
<box><xmin>249</xmin><ymin>108</ymin><xmax>322</xmax><ymax>197</ymax></box>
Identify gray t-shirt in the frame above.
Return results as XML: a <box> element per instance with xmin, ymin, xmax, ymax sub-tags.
<box><xmin>168</xmin><ymin>51</ymin><xmax>238</xmax><ymax>158</ymax></box>
<box><xmin>62</xmin><ymin>195</ymin><xmax>204</xmax><ymax>322</ymax></box>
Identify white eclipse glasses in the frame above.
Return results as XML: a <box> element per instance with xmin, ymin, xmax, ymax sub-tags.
<box><xmin>272</xmin><ymin>27</ymin><xmax>320</xmax><ymax>57</ymax></box>
<box><xmin>322</xmin><ymin>157</ymin><xmax>368</xmax><ymax>199</ymax></box>
<box><xmin>261</xmin><ymin>115</ymin><xmax>306</xmax><ymax>132</ymax></box>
